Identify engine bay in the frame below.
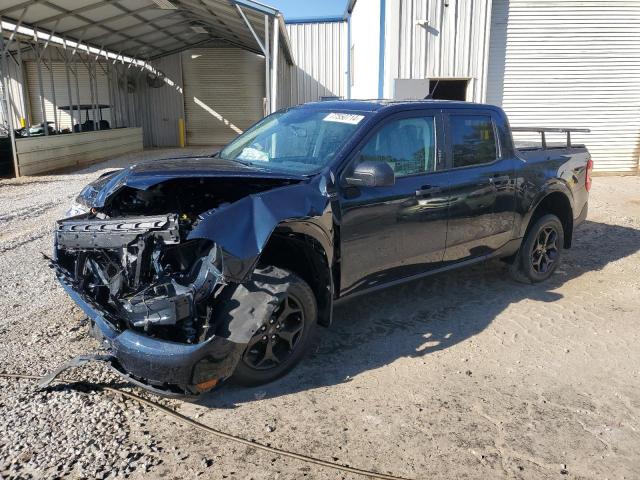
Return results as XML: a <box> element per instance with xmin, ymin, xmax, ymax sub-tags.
<box><xmin>54</xmin><ymin>176</ymin><xmax>298</xmax><ymax>344</ymax></box>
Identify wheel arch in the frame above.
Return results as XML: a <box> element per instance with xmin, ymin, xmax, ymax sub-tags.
<box><xmin>522</xmin><ymin>188</ymin><xmax>574</xmax><ymax>248</ymax></box>
<box><xmin>257</xmin><ymin>220</ymin><xmax>335</xmax><ymax>327</ymax></box>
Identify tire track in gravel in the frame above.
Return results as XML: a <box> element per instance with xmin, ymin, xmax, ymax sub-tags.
<box><xmin>0</xmin><ymin>185</ymin><xmax>72</xmax><ymax>206</ymax></box>
<box><xmin>0</xmin><ymin>230</ymin><xmax>49</xmax><ymax>254</ymax></box>
<box><xmin>1</xmin><ymin>160</ymin><xmax>639</xmax><ymax>479</ymax></box>
<box><xmin>0</xmin><ymin>196</ymin><xmax>73</xmax><ymax>225</ymax></box>
<box><xmin>0</xmin><ymin>197</ymin><xmax>71</xmax><ymax>254</ymax></box>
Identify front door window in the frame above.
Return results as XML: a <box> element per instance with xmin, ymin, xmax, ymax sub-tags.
<box><xmin>357</xmin><ymin>116</ymin><xmax>436</xmax><ymax>177</ymax></box>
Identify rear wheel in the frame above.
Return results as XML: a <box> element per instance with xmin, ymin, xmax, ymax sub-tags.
<box><xmin>511</xmin><ymin>214</ymin><xmax>564</xmax><ymax>283</ymax></box>
<box><xmin>232</xmin><ymin>267</ymin><xmax>317</xmax><ymax>386</ymax></box>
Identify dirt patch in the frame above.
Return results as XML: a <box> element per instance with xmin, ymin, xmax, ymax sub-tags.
<box><xmin>1</xmin><ymin>155</ymin><xmax>639</xmax><ymax>479</ymax></box>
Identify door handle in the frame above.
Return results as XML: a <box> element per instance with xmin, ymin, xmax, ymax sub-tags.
<box><xmin>416</xmin><ymin>185</ymin><xmax>441</xmax><ymax>196</ymax></box>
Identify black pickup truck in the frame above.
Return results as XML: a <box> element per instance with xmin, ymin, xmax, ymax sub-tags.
<box><xmin>50</xmin><ymin>100</ymin><xmax>592</xmax><ymax>396</ymax></box>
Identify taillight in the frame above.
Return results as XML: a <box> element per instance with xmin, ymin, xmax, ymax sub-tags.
<box><xmin>585</xmin><ymin>158</ymin><xmax>593</xmax><ymax>192</ymax></box>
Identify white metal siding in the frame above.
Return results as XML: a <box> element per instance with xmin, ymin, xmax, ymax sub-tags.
<box><xmin>485</xmin><ymin>0</ymin><xmax>508</xmax><ymax>108</ymax></box>
<box><xmin>107</xmin><ymin>63</ymin><xmax>143</xmax><ymax>131</ymax></box>
<box><xmin>141</xmin><ymin>47</ymin><xmax>290</xmax><ymax>147</ymax></box>
<box><xmin>25</xmin><ymin>61</ymin><xmax>114</xmax><ymax>130</ymax></box>
<box><xmin>487</xmin><ymin>0</ymin><xmax>640</xmax><ymax>174</ymax></box>
<box><xmin>0</xmin><ymin>58</ymin><xmax>28</xmax><ymax>128</ymax></box>
<box><xmin>385</xmin><ymin>0</ymin><xmax>493</xmax><ymax>101</ymax></box>
<box><xmin>277</xmin><ymin>41</ymin><xmax>293</xmax><ymax>110</ymax></box>
<box><xmin>182</xmin><ymin>48</ymin><xmax>265</xmax><ymax>146</ymax></box>
<box><xmin>139</xmin><ymin>53</ymin><xmax>185</xmax><ymax>147</ymax></box>
<box><xmin>350</xmin><ymin>0</ymin><xmax>382</xmax><ymax>99</ymax></box>
<box><xmin>286</xmin><ymin>22</ymin><xmax>348</xmax><ymax>104</ymax></box>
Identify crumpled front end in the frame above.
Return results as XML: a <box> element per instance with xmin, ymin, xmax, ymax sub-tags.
<box><xmin>50</xmin><ymin>162</ymin><xmax>332</xmax><ymax>396</ymax></box>
<box><xmin>53</xmin><ymin>212</ymin><xmax>244</xmax><ymax>395</ymax></box>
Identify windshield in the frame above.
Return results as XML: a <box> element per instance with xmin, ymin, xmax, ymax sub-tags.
<box><xmin>219</xmin><ymin>109</ymin><xmax>368</xmax><ymax>174</ymax></box>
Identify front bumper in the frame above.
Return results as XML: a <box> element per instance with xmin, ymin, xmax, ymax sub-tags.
<box><xmin>57</xmin><ymin>277</ymin><xmax>245</xmax><ymax>396</ymax></box>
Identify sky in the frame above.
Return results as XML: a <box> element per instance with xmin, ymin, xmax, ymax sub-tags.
<box><xmin>265</xmin><ymin>0</ymin><xmax>348</xmax><ymax>21</ymax></box>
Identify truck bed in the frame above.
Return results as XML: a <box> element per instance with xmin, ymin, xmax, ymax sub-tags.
<box><xmin>512</xmin><ymin>127</ymin><xmax>590</xmax><ymax>164</ymax></box>
<box><xmin>516</xmin><ymin>143</ymin><xmax>589</xmax><ymax>163</ymax></box>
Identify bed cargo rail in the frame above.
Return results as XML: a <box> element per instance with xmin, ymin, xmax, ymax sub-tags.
<box><xmin>511</xmin><ymin>127</ymin><xmax>590</xmax><ymax>149</ymax></box>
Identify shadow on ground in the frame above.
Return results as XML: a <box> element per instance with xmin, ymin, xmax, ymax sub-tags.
<box><xmin>197</xmin><ymin>220</ymin><xmax>640</xmax><ymax>408</ymax></box>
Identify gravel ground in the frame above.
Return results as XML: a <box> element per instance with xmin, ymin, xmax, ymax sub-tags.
<box><xmin>0</xmin><ymin>149</ymin><xmax>639</xmax><ymax>479</ymax></box>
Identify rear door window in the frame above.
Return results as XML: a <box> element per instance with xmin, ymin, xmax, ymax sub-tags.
<box><xmin>450</xmin><ymin>115</ymin><xmax>497</xmax><ymax>168</ymax></box>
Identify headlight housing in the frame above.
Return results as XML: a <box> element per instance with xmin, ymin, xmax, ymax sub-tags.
<box><xmin>64</xmin><ymin>200</ymin><xmax>91</xmax><ymax>218</ymax></box>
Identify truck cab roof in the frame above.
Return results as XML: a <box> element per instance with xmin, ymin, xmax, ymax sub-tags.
<box><xmin>298</xmin><ymin>99</ymin><xmax>503</xmax><ymax>115</ymax></box>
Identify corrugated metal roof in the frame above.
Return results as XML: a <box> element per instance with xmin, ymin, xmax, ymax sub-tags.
<box><xmin>0</xmin><ymin>0</ymin><xmax>292</xmax><ymax>62</ymax></box>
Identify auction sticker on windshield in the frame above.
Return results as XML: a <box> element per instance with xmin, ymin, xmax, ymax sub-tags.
<box><xmin>323</xmin><ymin>112</ymin><xmax>364</xmax><ymax>125</ymax></box>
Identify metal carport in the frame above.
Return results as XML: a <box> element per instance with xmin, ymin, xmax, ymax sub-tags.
<box><xmin>0</xmin><ymin>0</ymin><xmax>293</xmax><ymax>177</ymax></box>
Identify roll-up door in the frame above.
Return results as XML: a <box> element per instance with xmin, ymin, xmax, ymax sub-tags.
<box><xmin>487</xmin><ymin>0</ymin><xmax>640</xmax><ymax>174</ymax></box>
<box><xmin>182</xmin><ymin>48</ymin><xmax>265</xmax><ymax>146</ymax></box>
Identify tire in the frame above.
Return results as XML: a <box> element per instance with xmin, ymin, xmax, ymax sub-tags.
<box><xmin>511</xmin><ymin>214</ymin><xmax>564</xmax><ymax>283</ymax></box>
<box><xmin>232</xmin><ymin>266</ymin><xmax>317</xmax><ymax>386</ymax></box>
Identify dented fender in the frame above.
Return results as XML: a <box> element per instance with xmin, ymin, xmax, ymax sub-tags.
<box><xmin>187</xmin><ymin>178</ymin><xmax>335</xmax><ymax>283</ymax></box>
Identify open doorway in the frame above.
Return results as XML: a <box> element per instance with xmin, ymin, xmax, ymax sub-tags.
<box><xmin>428</xmin><ymin>80</ymin><xmax>468</xmax><ymax>101</ymax></box>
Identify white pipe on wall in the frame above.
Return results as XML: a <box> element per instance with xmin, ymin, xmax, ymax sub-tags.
<box><xmin>270</xmin><ymin>15</ymin><xmax>279</xmax><ymax>113</ymax></box>
<box><xmin>264</xmin><ymin>15</ymin><xmax>270</xmax><ymax>115</ymax></box>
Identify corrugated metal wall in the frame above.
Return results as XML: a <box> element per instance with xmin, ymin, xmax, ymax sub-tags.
<box><xmin>136</xmin><ymin>35</ymin><xmax>292</xmax><ymax>147</ymax></box>
<box><xmin>349</xmin><ymin>0</ymin><xmax>382</xmax><ymax>99</ymax></box>
<box><xmin>182</xmin><ymin>48</ymin><xmax>265</xmax><ymax>146</ymax></box>
<box><xmin>135</xmin><ymin>40</ymin><xmax>292</xmax><ymax>147</ymax></box>
<box><xmin>8</xmin><ymin>37</ymin><xmax>293</xmax><ymax>151</ymax></box>
<box><xmin>487</xmin><ymin>0</ymin><xmax>640</xmax><ymax>174</ymax></box>
<box><xmin>286</xmin><ymin>21</ymin><xmax>348</xmax><ymax>104</ymax></box>
<box><xmin>26</xmin><ymin>61</ymin><xmax>114</xmax><ymax>130</ymax></box>
<box><xmin>23</xmin><ymin>49</ymin><xmax>142</xmax><ymax>134</ymax></box>
<box><xmin>105</xmin><ymin>63</ymin><xmax>142</xmax><ymax>130</ymax></box>
<box><xmin>139</xmin><ymin>53</ymin><xmax>184</xmax><ymax>147</ymax></box>
<box><xmin>277</xmin><ymin>42</ymin><xmax>293</xmax><ymax>110</ymax></box>
<box><xmin>0</xmin><ymin>57</ymin><xmax>28</xmax><ymax>128</ymax></box>
<box><xmin>485</xmin><ymin>0</ymin><xmax>507</xmax><ymax>110</ymax></box>
<box><xmin>384</xmin><ymin>0</ymin><xmax>493</xmax><ymax>101</ymax></box>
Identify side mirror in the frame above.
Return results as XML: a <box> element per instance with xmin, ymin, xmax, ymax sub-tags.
<box><xmin>345</xmin><ymin>160</ymin><xmax>395</xmax><ymax>187</ymax></box>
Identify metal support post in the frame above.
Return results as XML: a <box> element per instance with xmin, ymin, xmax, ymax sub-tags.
<box><xmin>271</xmin><ymin>15</ymin><xmax>279</xmax><ymax>113</ymax></box>
<box><xmin>0</xmin><ymin>19</ymin><xmax>20</xmax><ymax>176</ymax></box>
<box><xmin>264</xmin><ymin>15</ymin><xmax>270</xmax><ymax>115</ymax></box>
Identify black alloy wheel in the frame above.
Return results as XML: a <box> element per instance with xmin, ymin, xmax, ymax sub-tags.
<box><xmin>511</xmin><ymin>213</ymin><xmax>564</xmax><ymax>283</ymax></box>
<box><xmin>242</xmin><ymin>293</ymin><xmax>305</xmax><ymax>370</ymax></box>
<box><xmin>230</xmin><ymin>266</ymin><xmax>317</xmax><ymax>386</ymax></box>
<box><xmin>530</xmin><ymin>225</ymin><xmax>559</xmax><ymax>274</ymax></box>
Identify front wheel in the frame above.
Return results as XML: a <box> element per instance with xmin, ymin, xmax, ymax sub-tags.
<box><xmin>232</xmin><ymin>267</ymin><xmax>317</xmax><ymax>386</ymax></box>
<box><xmin>511</xmin><ymin>214</ymin><xmax>564</xmax><ymax>283</ymax></box>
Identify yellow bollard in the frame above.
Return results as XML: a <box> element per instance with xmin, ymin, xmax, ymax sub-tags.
<box><xmin>178</xmin><ymin>117</ymin><xmax>185</xmax><ymax>148</ymax></box>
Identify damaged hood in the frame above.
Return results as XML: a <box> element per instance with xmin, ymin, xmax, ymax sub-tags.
<box><xmin>68</xmin><ymin>155</ymin><xmax>335</xmax><ymax>283</ymax></box>
<box><xmin>77</xmin><ymin>156</ymin><xmax>307</xmax><ymax>208</ymax></box>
